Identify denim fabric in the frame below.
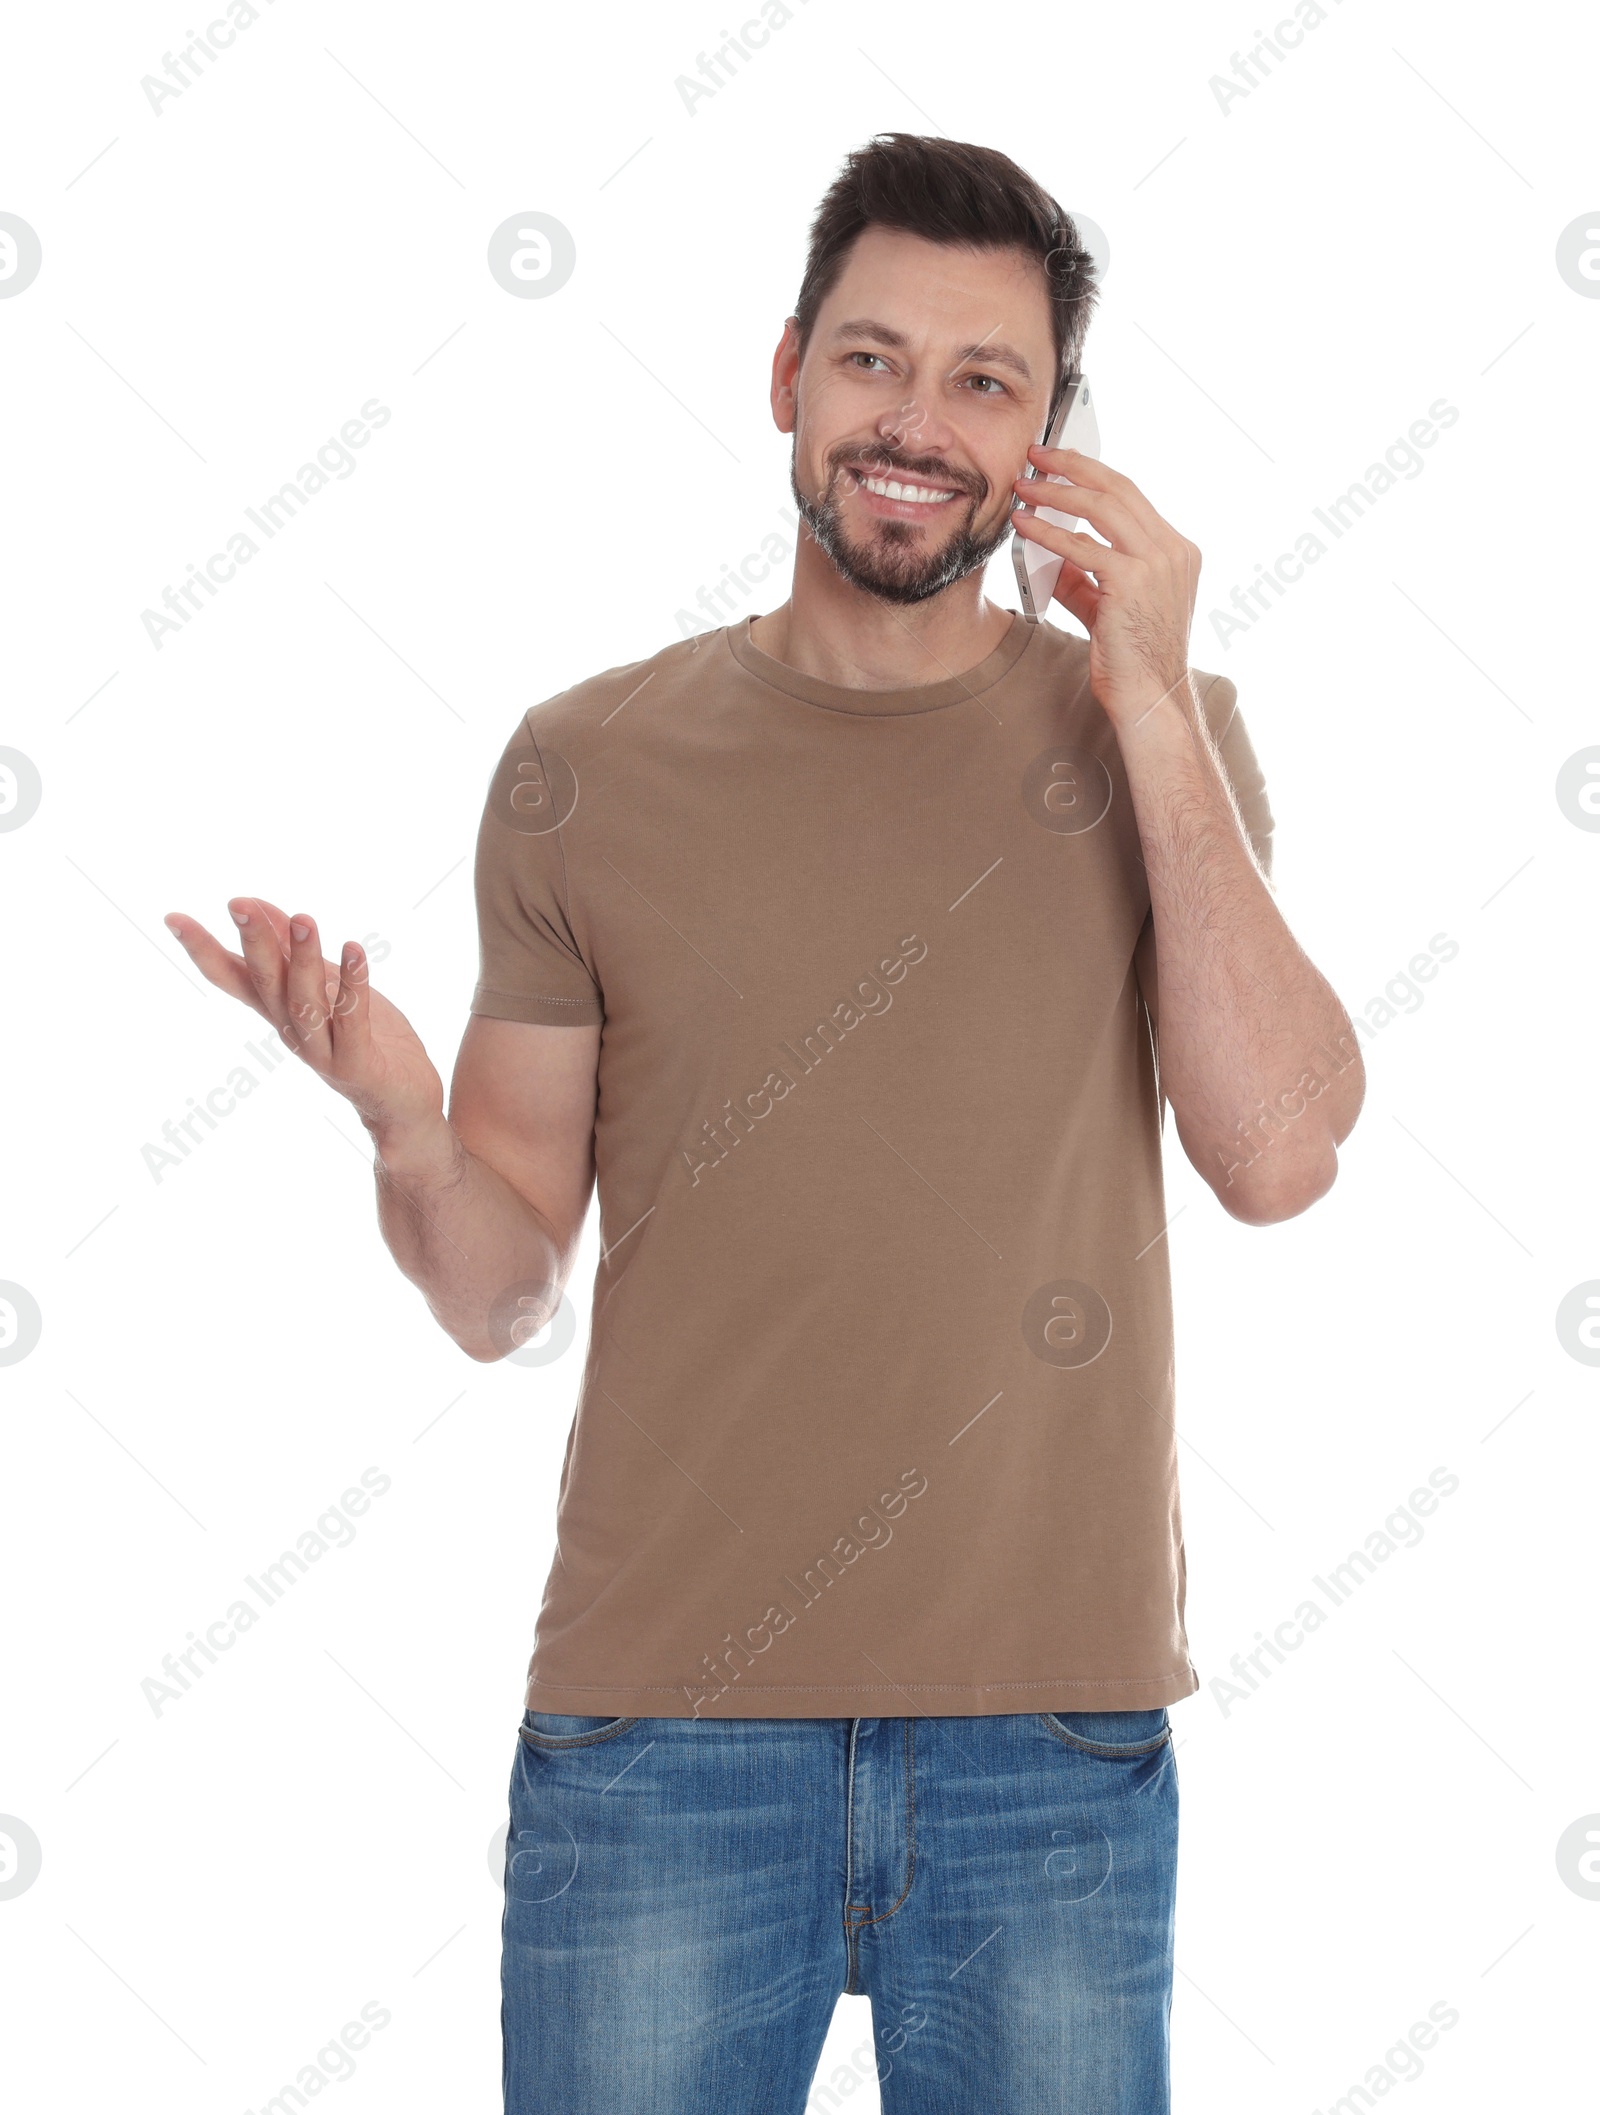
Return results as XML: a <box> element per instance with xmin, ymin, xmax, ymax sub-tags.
<box><xmin>501</xmin><ymin>1707</ymin><xmax>1178</xmax><ymax>2112</ymax></box>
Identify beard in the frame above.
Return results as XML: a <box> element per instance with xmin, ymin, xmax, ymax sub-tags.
<box><xmin>790</xmin><ymin>438</ymin><xmax>1015</xmax><ymax>607</ymax></box>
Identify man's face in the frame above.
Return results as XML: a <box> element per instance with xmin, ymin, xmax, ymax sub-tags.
<box><xmin>778</xmin><ymin>226</ymin><xmax>1058</xmax><ymax>607</ymax></box>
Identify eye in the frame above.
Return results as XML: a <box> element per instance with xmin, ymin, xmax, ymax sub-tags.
<box><xmin>963</xmin><ymin>374</ymin><xmax>1007</xmax><ymax>396</ymax></box>
<box><xmin>848</xmin><ymin>351</ymin><xmax>893</xmax><ymax>372</ymax></box>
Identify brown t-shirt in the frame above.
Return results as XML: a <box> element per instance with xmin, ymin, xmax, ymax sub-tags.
<box><xmin>471</xmin><ymin>610</ymin><xmax>1273</xmax><ymax>1718</ymax></box>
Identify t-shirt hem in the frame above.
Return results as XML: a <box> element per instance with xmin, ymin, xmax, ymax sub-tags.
<box><xmin>526</xmin><ymin>1665</ymin><xmax>1199</xmax><ymax>1720</ymax></box>
<box><xmin>470</xmin><ymin>985</ymin><xmax>603</xmax><ymax>1026</ymax></box>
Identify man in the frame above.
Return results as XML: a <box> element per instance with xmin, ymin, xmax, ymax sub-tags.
<box><xmin>169</xmin><ymin>134</ymin><xmax>1362</xmax><ymax>2114</ymax></box>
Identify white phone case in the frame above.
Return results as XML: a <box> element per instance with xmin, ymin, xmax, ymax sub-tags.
<box><xmin>1012</xmin><ymin>375</ymin><xmax>1101</xmax><ymax>622</ymax></box>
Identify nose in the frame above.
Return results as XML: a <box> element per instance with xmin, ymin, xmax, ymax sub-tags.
<box><xmin>874</xmin><ymin>386</ymin><xmax>958</xmax><ymax>462</ymax></box>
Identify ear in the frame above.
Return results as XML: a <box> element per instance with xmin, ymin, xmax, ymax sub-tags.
<box><xmin>770</xmin><ymin>317</ymin><xmax>801</xmax><ymax>435</ymax></box>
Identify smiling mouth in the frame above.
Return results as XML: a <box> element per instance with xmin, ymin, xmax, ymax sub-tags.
<box><xmin>848</xmin><ymin>464</ymin><xmax>963</xmax><ymax>507</ymax></box>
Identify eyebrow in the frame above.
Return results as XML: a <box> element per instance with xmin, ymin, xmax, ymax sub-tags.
<box><xmin>826</xmin><ymin>317</ymin><xmax>1035</xmax><ymax>384</ymax></box>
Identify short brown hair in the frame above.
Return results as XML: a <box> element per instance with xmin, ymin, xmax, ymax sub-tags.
<box><xmin>793</xmin><ymin>134</ymin><xmax>1098</xmax><ymax>422</ymax></box>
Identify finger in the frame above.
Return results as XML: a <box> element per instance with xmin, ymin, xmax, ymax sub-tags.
<box><xmin>284</xmin><ymin>912</ymin><xmax>334</xmax><ymax>1063</ymax></box>
<box><xmin>227</xmin><ymin>896</ymin><xmax>295</xmax><ymax>1032</ymax></box>
<box><xmin>1026</xmin><ymin>447</ymin><xmax>1174</xmax><ymax>539</ymax></box>
<box><xmin>1177</xmin><ymin>539</ymin><xmax>1202</xmax><ymax>609</ymax></box>
<box><xmin>165</xmin><ymin>913</ymin><xmax>272</xmax><ymax>1016</ymax></box>
<box><xmin>260</xmin><ymin>894</ymin><xmax>353</xmax><ymax>1014</ymax></box>
<box><xmin>257</xmin><ymin>897</ymin><xmax>357</xmax><ymax>1046</ymax></box>
<box><xmin>1012</xmin><ymin>509</ymin><xmax>1130</xmax><ymax>577</ymax></box>
<box><xmin>249</xmin><ymin>899</ymin><xmax>298</xmax><ymax>953</ymax></box>
<box><xmin>327</xmin><ymin>939</ymin><xmax>373</xmax><ymax>1077</ymax></box>
<box><xmin>1015</xmin><ymin>475</ymin><xmax>1150</xmax><ymax>556</ymax></box>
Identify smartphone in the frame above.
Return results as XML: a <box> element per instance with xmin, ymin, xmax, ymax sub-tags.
<box><xmin>1011</xmin><ymin>374</ymin><xmax>1101</xmax><ymax>622</ymax></box>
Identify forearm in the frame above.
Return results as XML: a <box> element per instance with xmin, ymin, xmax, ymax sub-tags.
<box><xmin>368</xmin><ymin>1113</ymin><xmax>571</xmax><ymax>1361</ymax></box>
<box><xmin>1118</xmin><ymin>682</ymin><xmax>1364</xmax><ymax>1219</ymax></box>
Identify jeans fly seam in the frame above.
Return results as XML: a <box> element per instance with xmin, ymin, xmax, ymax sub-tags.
<box><xmin>850</xmin><ymin>1717</ymin><xmax>919</xmax><ymax>1931</ymax></box>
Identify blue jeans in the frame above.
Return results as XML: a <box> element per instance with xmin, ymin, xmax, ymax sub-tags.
<box><xmin>501</xmin><ymin>1707</ymin><xmax>1178</xmax><ymax>2113</ymax></box>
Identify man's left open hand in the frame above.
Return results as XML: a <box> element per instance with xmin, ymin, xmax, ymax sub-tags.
<box><xmin>1012</xmin><ymin>447</ymin><xmax>1201</xmax><ymax>725</ymax></box>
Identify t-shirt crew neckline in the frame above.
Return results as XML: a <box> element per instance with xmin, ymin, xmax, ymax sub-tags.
<box><xmin>725</xmin><ymin>607</ymin><xmax>1039</xmax><ymax>716</ymax></box>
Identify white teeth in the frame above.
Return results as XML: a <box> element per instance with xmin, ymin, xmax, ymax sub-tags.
<box><xmin>858</xmin><ymin>471</ymin><xmax>955</xmax><ymax>505</ymax></box>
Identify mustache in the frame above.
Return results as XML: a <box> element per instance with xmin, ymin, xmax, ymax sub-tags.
<box><xmin>830</xmin><ymin>447</ymin><xmax>987</xmax><ymax>505</ymax></box>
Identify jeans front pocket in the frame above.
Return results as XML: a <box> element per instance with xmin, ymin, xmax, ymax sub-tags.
<box><xmin>519</xmin><ymin>1710</ymin><xmax>641</xmax><ymax>1750</ymax></box>
<box><xmin>1038</xmin><ymin>1707</ymin><xmax>1171</xmax><ymax>1757</ymax></box>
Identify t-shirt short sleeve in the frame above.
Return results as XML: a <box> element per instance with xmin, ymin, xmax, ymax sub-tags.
<box><xmin>1194</xmin><ymin>668</ymin><xmax>1274</xmax><ymax>883</ymax></box>
<box><xmin>469</xmin><ymin>712</ymin><xmax>603</xmax><ymax>1026</ymax></box>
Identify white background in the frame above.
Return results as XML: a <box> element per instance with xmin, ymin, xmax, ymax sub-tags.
<box><xmin>2</xmin><ymin>0</ymin><xmax>1595</xmax><ymax>2107</ymax></box>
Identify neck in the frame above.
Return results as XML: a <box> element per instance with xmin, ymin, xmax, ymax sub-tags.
<box><xmin>748</xmin><ymin>529</ymin><xmax>1015</xmax><ymax>692</ymax></box>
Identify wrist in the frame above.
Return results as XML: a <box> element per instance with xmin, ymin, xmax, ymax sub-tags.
<box><xmin>368</xmin><ymin>1108</ymin><xmax>460</xmax><ymax>1185</ymax></box>
<box><xmin>1110</xmin><ymin>680</ymin><xmax>1204</xmax><ymax>762</ymax></box>
<box><xmin>1109</xmin><ymin>666</ymin><xmax>1196</xmax><ymax>729</ymax></box>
